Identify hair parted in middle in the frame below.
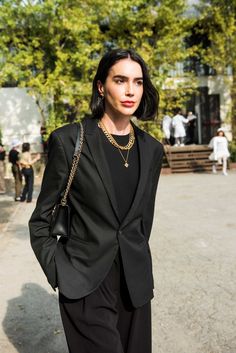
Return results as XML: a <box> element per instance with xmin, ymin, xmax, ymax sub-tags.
<box><xmin>90</xmin><ymin>48</ymin><xmax>159</xmax><ymax>121</ymax></box>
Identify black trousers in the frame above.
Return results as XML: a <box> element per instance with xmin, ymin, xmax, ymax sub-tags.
<box><xmin>21</xmin><ymin>167</ymin><xmax>34</xmax><ymax>201</ymax></box>
<box><xmin>59</xmin><ymin>252</ymin><xmax>152</xmax><ymax>353</ymax></box>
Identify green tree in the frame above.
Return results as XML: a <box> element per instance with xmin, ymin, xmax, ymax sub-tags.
<box><xmin>197</xmin><ymin>0</ymin><xmax>236</xmax><ymax>140</ymax></box>
<box><xmin>0</xmin><ymin>0</ymin><xmax>197</xmax><ymax>138</ymax></box>
<box><xmin>0</xmin><ymin>0</ymin><xmax>105</xmax><ymax>133</ymax></box>
<box><xmin>98</xmin><ymin>0</ymin><xmax>198</xmax><ymax>137</ymax></box>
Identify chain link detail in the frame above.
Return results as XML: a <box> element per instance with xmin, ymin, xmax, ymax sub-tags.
<box><xmin>60</xmin><ymin>122</ymin><xmax>84</xmax><ymax>206</ymax></box>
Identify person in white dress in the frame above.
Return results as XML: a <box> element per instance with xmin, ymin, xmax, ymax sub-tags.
<box><xmin>172</xmin><ymin>109</ymin><xmax>189</xmax><ymax>146</ymax></box>
<box><xmin>162</xmin><ymin>114</ymin><xmax>172</xmax><ymax>144</ymax></box>
<box><xmin>208</xmin><ymin>128</ymin><xmax>230</xmax><ymax>176</ymax></box>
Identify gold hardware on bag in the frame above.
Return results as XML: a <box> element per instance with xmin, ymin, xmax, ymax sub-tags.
<box><xmin>60</xmin><ymin>122</ymin><xmax>84</xmax><ymax>207</ymax></box>
<box><xmin>50</xmin><ymin>122</ymin><xmax>84</xmax><ymax>239</ymax></box>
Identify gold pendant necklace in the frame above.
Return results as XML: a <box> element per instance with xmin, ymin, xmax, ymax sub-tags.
<box><xmin>98</xmin><ymin>120</ymin><xmax>135</xmax><ymax>168</ymax></box>
<box><xmin>98</xmin><ymin>120</ymin><xmax>135</xmax><ymax>150</ymax></box>
<box><xmin>118</xmin><ymin>148</ymin><xmax>130</xmax><ymax>168</ymax></box>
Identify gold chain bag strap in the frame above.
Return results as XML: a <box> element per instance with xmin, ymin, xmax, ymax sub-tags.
<box><xmin>50</xmin><ymin>122</ymin><xmax>84</xmax><ymax>239</ymax></box>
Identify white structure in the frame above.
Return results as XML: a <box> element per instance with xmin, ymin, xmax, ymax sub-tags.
<box><xmin>164</xmin><ymin>74</ymin><xmax>232</xmax><ymax>143</ymax></box>
<box><xmin>198</xmin><ymin>75</ymin><xmax>232</xmax><ymax>140</ymax></box>
<box><xmin>0</xmin><ymin>88</ymin><xmax>43</xmax><ymax>152</ymax></box>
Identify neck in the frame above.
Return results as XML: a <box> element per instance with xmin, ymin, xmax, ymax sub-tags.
<box><xmin>100</xmin><ymin>114</ymin><xmax>131</xmax><ymax>135</ymax></box>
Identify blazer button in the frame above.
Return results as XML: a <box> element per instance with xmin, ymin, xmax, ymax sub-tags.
<box><xmin>118</xmin><ymin>230</ymin><xmax>122</xmax><ymax>236</ymax></box>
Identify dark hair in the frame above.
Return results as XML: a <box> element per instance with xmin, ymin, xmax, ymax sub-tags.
<box><xmin>22</xmin><ymin>142</ymin><xmax>30</xmax><ymax>153</ymax></box>
<box><xmin>217</xmin><ymin>130</ymin><xmax>225</xmax><ymax>137</ymax></box>
<box><xmin>174</xmin><ymin>107</ymin><xmax>182</xmax><ymax>115</ymax></box>
<box><xmin>90</xmin><ymin>48</ymin><xmax>159</xmax><ymax>121</ymax></box>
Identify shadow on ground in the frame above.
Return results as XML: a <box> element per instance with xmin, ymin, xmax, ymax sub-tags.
<box><xmin>0</xmin><ymin>200</ymin><xmax>15</xmax><ymax>227</ymax></box>
<box><xmin>2</xmin><ymin>283</ymin><xmax>67</xmax><ymax>353</ymax></box>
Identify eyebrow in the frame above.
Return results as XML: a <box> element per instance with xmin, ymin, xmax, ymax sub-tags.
<box><xmin>113</xmin><ymin>75</ymin><xmax>143</xmax><ymax>80</ymax></box>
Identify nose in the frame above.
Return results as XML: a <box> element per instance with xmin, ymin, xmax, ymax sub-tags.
<box><xmin>125</xmin><ymin>83</ymin><xmax>134</xmax><ymax>97</ymax></box>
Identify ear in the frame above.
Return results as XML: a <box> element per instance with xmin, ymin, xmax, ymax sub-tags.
<box><xmin>97</xmin><ymin>80</ymin><xmax>104</xmax><ymax>96</ymax></box>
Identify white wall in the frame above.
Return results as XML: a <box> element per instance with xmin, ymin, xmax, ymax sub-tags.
<box><xmin>198</xmin><ymin>75</ymin><xmax>232</xmax><ymax>121</ymax></box>
<box><xmin>0</xmin><ymin>88</ymin><xmax>43</xmax><ymax>152</ymax></box>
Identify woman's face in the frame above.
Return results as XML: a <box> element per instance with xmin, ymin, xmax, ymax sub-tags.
<box><xmin>98</xmin><ymin>58</ymin><xmax>143</xmax><ymax>120</ymax></box>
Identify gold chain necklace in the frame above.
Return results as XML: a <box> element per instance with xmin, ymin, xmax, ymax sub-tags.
<box><xmin>98</xmin><ymin>120</ymin><xmax>135</xmax><ymax>151</ymax></box>
<box><xmin>118</xmin><ymin>149</ymin><xmax>130</xmax><ymax>168</ymax></box>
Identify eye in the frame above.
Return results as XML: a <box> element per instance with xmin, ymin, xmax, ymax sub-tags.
<box><xmin>114</xmin><ymin>78</ymin><xmax>124</xmax><ymax>84</ymax></box>
<box><xmin>136</xmin><ymin>80</ymin><xmax>143</xmax><ymax>86</ymax></box>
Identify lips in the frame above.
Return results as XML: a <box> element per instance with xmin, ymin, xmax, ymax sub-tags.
<box><xmin>121</xmin><ymin>101</ymin><xmax>135</xmax><ymax>107</ymax></box>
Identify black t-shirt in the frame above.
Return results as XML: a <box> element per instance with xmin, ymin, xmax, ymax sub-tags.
<box><xmin>99</xmin><ymin>128</ymin><xmax>140</xmax><ymax>222</ymax></box>
<box><xmin>8</xmin><ymin>149</ymin><xmax>20</xmax><ymax>164</ymax></box>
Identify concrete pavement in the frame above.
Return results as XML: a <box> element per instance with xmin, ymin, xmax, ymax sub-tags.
<box><xmin>152</xmin><ymin>171</ymin><xmax>236</xmax><ymax>353</ymax></box>
<box><xmin>0</xmin><ymin>192</ymin><xmax>66</xmax><ymax>353</ymax></box>
<box><xmin>0</xmin><ymin>171</ymin><xmax>236</xmax><ymax>353</ymax></box>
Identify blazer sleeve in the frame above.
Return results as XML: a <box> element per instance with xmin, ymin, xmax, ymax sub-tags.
<box><xmin>142</xmin><ymin>143</ymin><xmax>163</xmax><ymax>240</ymax></box>
<box><xmin>28</xmin><ymin>131</ymin><xmax>69</xmax><ymax>289</ymax></box>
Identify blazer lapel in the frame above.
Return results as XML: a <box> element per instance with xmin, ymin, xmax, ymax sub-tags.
<box><xmin>85</xmin><ymin>118</ymin><xmax>121</xmax><ymax>223</ymax></box>
<box><xmin>121</xmin><ymin>124</ymin><xmax>151</xmax><ymax>228</ymax></box>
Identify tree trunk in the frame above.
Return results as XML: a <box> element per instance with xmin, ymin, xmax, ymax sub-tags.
<box><xmin>231</xmin><ymin>70</ymin><xmax>236</xmax><ymax>141</ymax></box>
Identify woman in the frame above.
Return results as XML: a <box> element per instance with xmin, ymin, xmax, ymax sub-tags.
<box><xmin>209</xmin><ymin>128</ymin><xmax>230</xmax><ymax>176</ymax></box>
<box><xmin>162</xmin><ymin>114</ymin><xmax>172</xmax><ymax>145</ymax></box>
<box><xmin>29</xmin><ymin>49</ymin><xmax>163</xmax><ymax>353</ymax></box>
<box><xmin>8</xmin><ymin>140</ymin><xmax>22</xmax><ymax>201</ymax></box>
<box><xmin>172</xmin><ymin>109</ymin><xmax>189</xmax><ymax>146</ymax></box>
<box><xmin>0</xmin><ymin>143</ymin><xmax>6</xmax><ymax>194</ymax></box>
<box><xmin>20</xmin><ymin>142</ymin><xmax>40</xmax><ymax>202</ymax></box>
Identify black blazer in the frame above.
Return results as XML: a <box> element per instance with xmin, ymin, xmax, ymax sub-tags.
<box><xmin>29</xmin><ymin>117</ymin><xmax>163</xmax><ymax>308</ymax></box>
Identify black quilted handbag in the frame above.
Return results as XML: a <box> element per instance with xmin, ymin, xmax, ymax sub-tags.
<box><xmin>50</xmin><ymin>122</ymin><xmax>84</xmax><ymax>239</ymax></box>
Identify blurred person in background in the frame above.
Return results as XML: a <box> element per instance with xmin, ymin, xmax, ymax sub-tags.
<box><xmin>186</xmin><ymin>111</ymin><xmax>197</xmax><ymax>145</ymax></box>
<box><xmin>162</xmin><ymin>113</ymin><xmax>172</xmax><ymax>145</ymax></box>
<box><xmin>209</xmin><ymin>128</ymin><xmax>230</xmax><ymax>176</ymax></box>
<box><xmin>20</xmin><ymin>142</ymin><xmax>40</xmax><ymax>203</ymax></box>
<box><xmin>0</xmin><ymin>143</ymin><xmax>6</xmax><ymax>194</ymax></box>
<box><xmin>172</xmin><ymin>108</ymin><xmax>189</xmax><ymax>146</ymax></box>
<box><xmin>9</xmin><ymin>140</ymin><xmax>22</xmax><ymax>201</ymax></box>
